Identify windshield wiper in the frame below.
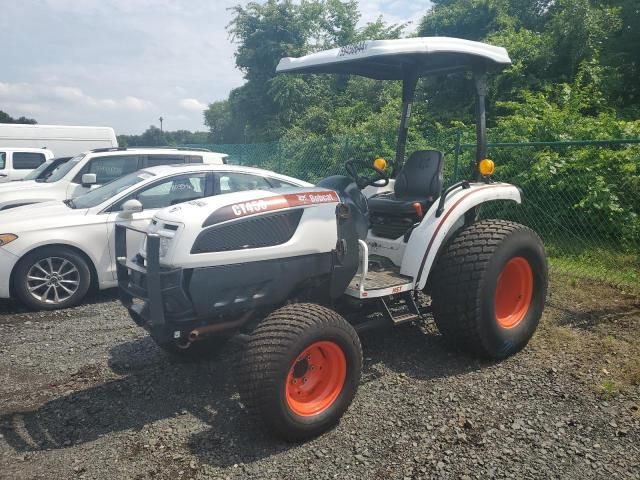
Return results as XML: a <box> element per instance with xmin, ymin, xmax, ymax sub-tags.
<box><xmin>64</xmin><ymin>199</ymin><xmax>76</xmax><ymax>209</ymax></box>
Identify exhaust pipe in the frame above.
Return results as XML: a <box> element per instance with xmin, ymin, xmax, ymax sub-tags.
<box><xmin>188</xmin><ymin>311</ymin><xmax>253</xmax><ymax>342</ymax></box>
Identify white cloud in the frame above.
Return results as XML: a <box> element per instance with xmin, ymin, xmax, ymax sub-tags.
<box><xmin>1</xmin><ymin>1</ymin><xmax>431</xmax><ymax>134</ymax></box>
<box><xmin>359</xmin><ymin>0</ymin><xmax>432</xmax><ymax>33</ymax></box>
<box><xmin>0</xmin><ymin>82</ymin><xmax>30</xmax><ymax>97</ymax></box>
<box><xmin>1</xmin><ymin>1</ymin><xmax>243</xmax><ymax>133</ymax></box>
<box><xmin>10</xmin><ymin>103</ymin><xmax>50</xmax><ymax>115</ymax></box>
<box><xmin>122</xmin><ymin>96</ymin><xmax>153</xmax><ymax>111</ymax></box>
<box><xmin>0</xmin><ymin>82</ymin><xmax>153</xmax><ymax>112</ymax></box>
<box><xmin>179</xmin><ymin>98</ymin><xmax>207</xmax><ymax>112</ymax></box>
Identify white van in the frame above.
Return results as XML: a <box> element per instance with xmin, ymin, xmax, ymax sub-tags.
<box><xmin>0</xmin><ymin>148</ymin><xmax>54</xmax><ymax>182</ymax></box>
<box><xmin>0</xmin><ymin>124</ymin><xmax>118</xmax><ymax>157</ymax></box>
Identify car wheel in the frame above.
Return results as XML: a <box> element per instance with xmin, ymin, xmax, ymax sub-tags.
<box><xmin>13</xmin><ymin>246</ymin><xmax>92</xmax><ymax>311</ymax></box>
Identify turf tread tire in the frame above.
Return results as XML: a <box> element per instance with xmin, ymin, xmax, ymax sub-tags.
<box><xmin>431</xmin><ymin>219</ymin><xmax>547</xmax><ymax>359</ymax></box>
<box><xmin>237</xmin><ymin>303</ymin><xmax>362</xmax><ymax>441</ymax></box>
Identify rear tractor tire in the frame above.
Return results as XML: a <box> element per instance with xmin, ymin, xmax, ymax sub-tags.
<box><xmin>237</xmin><ymin>303</ymin><xmax>362</xmax><ymax>441</ymax></box>
<box><xmin>431</xmin><ymin>219</ymin><xmax>548</xmax><ymax>359</ymax></box>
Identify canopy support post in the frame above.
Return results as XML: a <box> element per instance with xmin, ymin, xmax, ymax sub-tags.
<box><xmin>393</xmin><ymin>69</ymin><xmax>418</xmax><ymax>175</ymax></box>
<box><xmin>473</xmin><ymin>70</ymin><xmax>488</xmax><ymax>181</ymax></box>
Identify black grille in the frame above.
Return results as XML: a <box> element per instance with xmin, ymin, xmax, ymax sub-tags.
<box><xmin>191</xmin><ymin>209</ymin><xmax>303</xmax><ymax>253</ymax></box>
<box><xmin>370</xmin><ymin>214</ymin><xmax>416</xmax><ymax>239</ymax></box>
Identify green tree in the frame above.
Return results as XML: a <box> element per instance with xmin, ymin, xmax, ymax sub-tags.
<box><xmin>0</xmin><ymin>110</ymin><xmax>37</xmax><ymax>124</ymax></box>
<box><xmin>205</xmin><ymin>0</ymin><xmax>406</xmax><ymax>143</ymax></box>
<box><xmin>204</xmin><ymin>100</ymin><xmax>240</xmax><ymax>143</ymax></box>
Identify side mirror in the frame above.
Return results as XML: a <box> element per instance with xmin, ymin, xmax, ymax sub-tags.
<box><xmin>119</xmin><ymin>199</ymin><xmax>143</xmax><ymax>218</ymax></box>
<box><xmin>81</xmin><ymin>173</ymin><xmax>97</xmax><ymax>186</ymax></box>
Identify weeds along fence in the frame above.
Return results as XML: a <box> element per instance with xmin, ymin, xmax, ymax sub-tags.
<box><xmin>182</xmin><ymin>134</ymin><xmax>640</xmax><ymax>292</ymax></box>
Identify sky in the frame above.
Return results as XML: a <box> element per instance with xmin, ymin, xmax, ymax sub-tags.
<box><xmin>0</xmin><ymin>0</ymin><xmax>432</xmax><ymax>135</ymax></box>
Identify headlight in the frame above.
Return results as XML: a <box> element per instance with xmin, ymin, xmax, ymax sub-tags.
<box><xmin>140</xmin><ymin>230</ymin><xmax>175</xmax><ymax>258</ymax></box>
<box><xmin>159</xmin><ymin>235</ymin><xmax>173</xmax><ymax>258</ymax></box>
<box><xmin>0</xmin><ymin>234</ymin><xmax>18</xmax><ymax>247</ymax></box>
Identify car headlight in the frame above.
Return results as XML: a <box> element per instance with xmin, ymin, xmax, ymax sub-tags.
<box><xmin>0</xmin><ymin>234</ymin><xmax>18</xmax><ymax>247</ymax></box>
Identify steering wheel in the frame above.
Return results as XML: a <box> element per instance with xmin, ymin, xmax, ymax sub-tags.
<box><xmin>345</xmin><ymin>159</ymin><xmax>389</xmax><ymax>190</ymax></box>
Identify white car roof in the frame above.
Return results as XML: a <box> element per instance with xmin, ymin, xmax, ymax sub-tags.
<box><xmin>80</xmin><ymin>148</ymin><xmax>228</xmax><ymax>158</ymax></box>
<box><xmin>276</xmin><ymin>37</ymin><xmax>511</xmax><ymax>80</ymax></box>
<box><xmin>139</xmin><ymin>163</ymin><xmax>311</xmax><ymax>186</ymax></box>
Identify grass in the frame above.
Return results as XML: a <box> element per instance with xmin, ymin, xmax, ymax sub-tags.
<box><xmin>622</xmin><ymin>358</ymin><xmax>640</xmax><ymax>387</ymax></box>
<box><xmin>598</xmin><ymin>380</ymin><xmax>619</xmax><ymax>399</ymax></box>
<box><xmin>546</xmin><ymin>244</ymin><xmax>640</xmax><ymax>293</ymax></box>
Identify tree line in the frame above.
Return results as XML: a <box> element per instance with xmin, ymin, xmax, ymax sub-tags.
<box><xmin>202</xmin><ymin>0</ymin><xmax>639</xmax><ymax>145</ymax></box>
<box><xmin>116</xmin><ymin>126</ymin><xmax>212</xmax><ymax>148</ymax></box>
<box><xmin>0</xmin><ymin>110</ymin><xmax>37</xmax><ymax>124</ymax></box>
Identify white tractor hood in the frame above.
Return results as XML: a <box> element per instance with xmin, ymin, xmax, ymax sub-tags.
<box><xmin>154</xmin><ymin>187</ymin><xmax>340</xmax><ymax>227</ymax></box>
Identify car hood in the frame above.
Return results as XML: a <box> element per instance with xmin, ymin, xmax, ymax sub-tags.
<box><xmin>0</xmin><ymin>201</ymin><xmax>90</xmax><ymax>233</ymax></box>
<box><xmin>0</xmin><ymin>180</ymin><xmax>58</xmax><ymax>198</ymax></box>
<box><xmin>0</xmin><ymin>180</ymin><xmax>39</xmax><ymax>190</ymax></box>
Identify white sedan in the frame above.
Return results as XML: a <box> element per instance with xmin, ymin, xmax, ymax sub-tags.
<box><xmin>0</xmin><ymin>164</ymin><xmax>311</xmax><ymax>310</ymax></box>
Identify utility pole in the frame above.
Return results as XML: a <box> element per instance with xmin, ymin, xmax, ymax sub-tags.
<box><xmin>159</xmin><ymin>116</ymin><xmax>164</xmax><ymax>132</ymax></box>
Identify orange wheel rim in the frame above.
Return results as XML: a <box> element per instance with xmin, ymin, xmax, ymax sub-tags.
<box><xmin>495</xmin><ymin>256</ymin><xmax>533</xmax><ymax>329</ymax></box>
<box><xmin>285</xmin><ymin>341</ymin><xmax>347</xmax><ymax>417</ymax></box>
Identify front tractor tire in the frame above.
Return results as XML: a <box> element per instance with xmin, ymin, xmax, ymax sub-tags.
<box><xmin>431</xmin><ymin>219</ymin><xmax>547</xmax><ymax>359</ymax></box>
<box><xmin>237</xmin><ymin>303</ymin><xmax>362</xmax><ymax>441</ymax></box>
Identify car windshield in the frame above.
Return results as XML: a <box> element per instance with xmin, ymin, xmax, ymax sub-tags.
<box><xmin>70</xmin><ymin>171</ymin><xmax>154</xmax><ymax>209</ymax></box>
<box><xmin>23</xmin><ymin>158</ymin><xmax>69</xmax><ymax>181</ymax></box>
<box><xmin>46</xmin><ymin>154</ymin><xmax>86</xmax><ymax>183</ymax></box>
<box><xmin>22</xmin><ymin>161</ymin><xmax>51</xmax><ymax>180</ymax></box>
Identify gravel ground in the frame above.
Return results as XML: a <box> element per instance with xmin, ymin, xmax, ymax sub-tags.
<box><xmin>0</xmin><ymin>277</ymin><xmax>639</xmax><ymax>480</ymax></box>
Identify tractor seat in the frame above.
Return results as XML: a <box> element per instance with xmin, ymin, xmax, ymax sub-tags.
<box><xmin>368</xmin><ymin>150</ymin><xmax>444</xmax><ymax>239</ymax></box>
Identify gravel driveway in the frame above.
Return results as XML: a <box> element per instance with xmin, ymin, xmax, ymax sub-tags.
<box><xmin>1</xmin><ymin>277</ymin><xmax>638</xmax><ymax>479</ymax></box>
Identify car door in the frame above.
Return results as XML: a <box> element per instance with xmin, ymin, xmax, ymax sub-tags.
<box><xmin>0</xmin><ymin>152</ymin><xmax>8</xmax><ymax>183</ymax></box>
<box><xmin>66</xmin><ymin>154</ymin><xmax>141</xmax><ymax>199</ymax></box>
<box><xmin>104</xmin><ymin>172</ymin><xmax>212</xmax><ymax>280</ymax></box>
<box><xmin>10</xmin><ymin>152</ymin><xmax>47</xmax><ymax>181</ymax></box>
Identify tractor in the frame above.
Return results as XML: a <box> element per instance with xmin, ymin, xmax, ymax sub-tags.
<box><xmin>117</xmin><ymin>37</ymin><xmax>547</xmax><ymax>440</ymax></box>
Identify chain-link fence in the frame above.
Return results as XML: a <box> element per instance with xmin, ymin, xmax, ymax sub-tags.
<box><xmin>183</xmin><ymin>133</ymin><xmax>640</xmax><ymax>292</ymax></box>
<box><xmin>457</xmin><ymin>138</ymin><xmax>640</xmax><ymax>292</ymax></box>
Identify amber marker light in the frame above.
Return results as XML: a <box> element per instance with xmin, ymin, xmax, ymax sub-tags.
<box><xmin>0</xmin><ymin>234</ymin><xmax>18</xmax><ymax>247</ymax></box>
<box><xmin>373</xmin><ymin>157</ymin><xmax>387</xmax><ymax>170</ymax></box>
<box><xmin>478</xmin><ymin>159</ymin><xmax>495</xmax><ymax>176</ymax></box>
